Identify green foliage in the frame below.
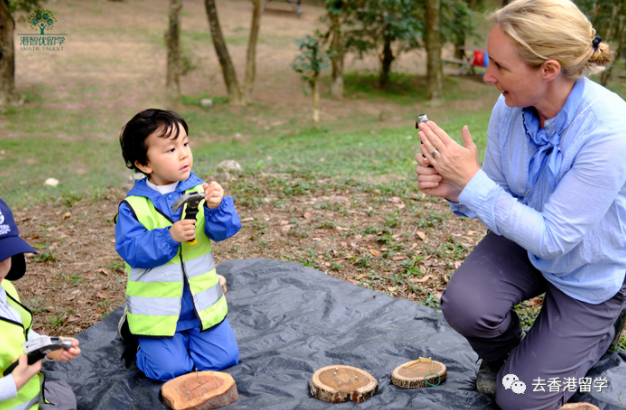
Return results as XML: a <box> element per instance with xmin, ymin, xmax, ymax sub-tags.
<box><xmin>291</xmin><ymin>31</ymin><xmax>332</xmax><ymax>86</ymax></box>
<box><xmin>8</xmin><ymin>0</ymin><xmax>46</xmax><ymax>14</ymax></box>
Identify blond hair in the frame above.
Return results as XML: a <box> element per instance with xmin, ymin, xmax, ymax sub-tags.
<box><xmin>488</xmin><ymin>0</ymin><xmax>611</xmax><ymax>79</ymax></box>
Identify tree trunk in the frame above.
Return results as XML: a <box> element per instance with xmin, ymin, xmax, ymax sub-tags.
<box><xmin>379</xmin><ymin>33</ymin><xmax>394</xmax><ymax>87</ymax></box>
<box><xmin>425</xmin><ymin>0</ymin><xmax>443</xmax><ymax>101</ymax></box>
<box><xmin>329</xmin><ymin>13</ymin><xmax>344</xmax><ymax>98</ymax></box>
<box><xmin>601</xmin><ymin>0</ymin><xmax>625</xmax><ymax>86</ymax></box>
<box><xmin>242</xmin><ymin>0</ymin><xmax>263</xmax><ymax>104</ymax></box>
<box><xmin>204</xmin><ymin>0</ymin><xmax>242</xmax><ymax>106</ymax></box>
<box><xmin>0</xmin><ymin>1</ymin><xmax>18</xmax><ymax>107</ymax></box>
<box><xmin>312</xmin><ymin>73</ymin><xmax>320</xmax><ymax>127</ymax></box>
<box><xmin>165</xmin><ymin>0</ymin><xmax>183</xmax><ymax>108</ymax></box>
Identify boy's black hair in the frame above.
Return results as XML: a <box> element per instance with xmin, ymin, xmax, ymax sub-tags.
<box><xmin>119</xmin><ymin>109</ymin><xmax>189</xmax><ymax>175</ymax></box>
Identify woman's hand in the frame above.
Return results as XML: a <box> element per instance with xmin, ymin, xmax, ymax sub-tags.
<box><xmin>417</xmin><ymin>121</ymin><xmax>481</xmax><ymax>189</ymax></box>
<box><xmin>11</xmin><ymin>355</ymin><xmax>42</xmax><ymax>392</ymax></box>
<box><xmin>46</xmin><ymin>337</ymin><xmax>81</xmax><ymax>362</ymax></box>
<box><xmin>415</xmin><ymin>152</ymin><xmax>464</xmax><ymax>202</ymax></box>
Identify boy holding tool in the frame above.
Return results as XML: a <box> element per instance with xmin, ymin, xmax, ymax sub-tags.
<box><xmin>115</xmin><ymin>109</ymin><xmax>241</xmax><ymax>381</ymax></box>
<box><xmin>0</xmin><ymin>199</ymin><xmax>81</xmax><ymax>410</ymax></box>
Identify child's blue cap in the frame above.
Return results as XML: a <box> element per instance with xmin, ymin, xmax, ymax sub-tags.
<box><xmin>0</xmin><ymin>199</ymin><xmax>37</xmax><ymax>281</ymax></box>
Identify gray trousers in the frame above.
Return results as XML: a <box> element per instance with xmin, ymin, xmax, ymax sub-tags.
<box><xmin>39</xmin><ymin>380</ymin><xmax>77</xmax><ymax>410</ymax></box>
<box><xmin>441</xmin><ymin>231</ymin><xmax>626</xmax><ymax>410</ymax></box>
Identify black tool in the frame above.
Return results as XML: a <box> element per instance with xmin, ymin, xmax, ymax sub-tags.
<box><xmin>170</xmin><ymin>191</ymin><xmax>205</xmax><ymax>245</ymax></box>
<box><xmin>3</xmin><ymin>336</ymin><xmax>73</xmax><ymax>376</ymax></box>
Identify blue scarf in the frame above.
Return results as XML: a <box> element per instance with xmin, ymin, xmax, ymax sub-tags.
<box><xmin>522</xmin><ymin>108</ymin><xmax>564</xmax><ymax>191</ymax></box>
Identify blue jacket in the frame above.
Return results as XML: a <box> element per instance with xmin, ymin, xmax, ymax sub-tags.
<box><xmin>115</xmin><ymin>172</ymin><xmax>241</xmax><ymax>331</ymax></box>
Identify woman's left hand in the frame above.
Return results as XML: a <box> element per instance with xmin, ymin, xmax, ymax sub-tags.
<box><xmin>417</xmin><ymin>121</ymin><xmax>481</xmax><ymax>188</ymax></box>
<box><xmin>46</xmin><ymin>337</ymin><xmax>81</xmax><ymax>362</ymax></box>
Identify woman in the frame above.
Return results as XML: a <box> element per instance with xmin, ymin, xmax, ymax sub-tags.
<box><xmin>415</xmin><ymin>0</ymin><xmax>626</xmax><ymax>409</ymax></box>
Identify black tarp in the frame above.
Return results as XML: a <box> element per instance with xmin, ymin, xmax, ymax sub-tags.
<box><xmin>43</xmin><ymin>259</ymin><xmax>626</xmax><ymax>409</ymax></box>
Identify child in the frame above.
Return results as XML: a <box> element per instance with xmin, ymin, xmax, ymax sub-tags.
<box><xmin>115</xmin><ymin>109</ymin><xmax>242</xmax><ymax>381</ymax></box>
<box><xmin>0</xmin><ymin>198</ymin><xmax>81</xmax><ymax>410</ymax></box>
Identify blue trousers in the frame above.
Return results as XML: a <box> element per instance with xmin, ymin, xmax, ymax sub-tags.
<box><xmin>136</xmin><ymin>318</ymin><xmax>239</xmax><ymax>382</ymax></box>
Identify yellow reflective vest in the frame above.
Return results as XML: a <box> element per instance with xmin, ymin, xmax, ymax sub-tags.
<box><xmin>123</xmin><ymin>185</ymin><xmax>227</xmax><ymax>338</ymax></box>
<box><xmin>0</xmin><ymin>280</ymin><xmax>43</xmax><ymax>410</ymax></box>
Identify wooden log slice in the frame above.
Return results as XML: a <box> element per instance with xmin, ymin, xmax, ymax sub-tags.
<box><xmin>310</xmin><ymin>365</ymin><xmax>378</xmax><ymax>403</ymax></box>
<box><xmin>161</xmin><ymin>371</ymin><xmax>238</xmax><ymax>410</ymax></box>
<box><xmin>391</xmin><ymin>359</ymin><xmax>447</xmax><ymax>389</ymax></box>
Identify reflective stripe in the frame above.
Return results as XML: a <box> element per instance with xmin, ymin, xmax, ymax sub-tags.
<box><xmin>129</xmin><ymin>264</ymin><xmax>182</xmax><ymax>283</ymax></box>
<box><xmin>12</xmin><ymin>391</ymin><xmax>39</xmax><ymax>410</ymax></box>
<box><xmin>184</xmin><ymin>252</ymin><xmax>215</xmax><ymax>280</ymax></box>
<box><xmin>193</xmin><ymin>282</ymin><xmax>224</xmax><ymax>312</ymax></box>
<box><xmin>127</xmin><ymin>296</ymin><xmax>180</xmax><ymax>316</ymax></box>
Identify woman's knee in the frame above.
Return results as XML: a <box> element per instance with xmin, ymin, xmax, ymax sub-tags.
<box><xmin>441</xmin><ymin>282</ymin><xmax>497</xmax><ymax>336</ymax></box>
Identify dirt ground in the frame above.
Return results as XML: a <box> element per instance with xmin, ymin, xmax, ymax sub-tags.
<box><xmin>14</xmin><ymin>171</ymin><xmax>491</xmax><ymax>336</ymax></box>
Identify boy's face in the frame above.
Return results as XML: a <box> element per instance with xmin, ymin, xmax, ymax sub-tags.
<box><xmin>135</xmin><ymin>123</ymin><xmax>193</xmax><ymax>186</ymax></box>
<box><xmin>0</xmin><ymin>257</ymin><xmax>11</xmax><ymax>281</ymax></box>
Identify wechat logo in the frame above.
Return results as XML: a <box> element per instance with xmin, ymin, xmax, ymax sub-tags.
<box><xmin>503</xmin><ymin>374</ymin><xmax>526</xmax><ymax>394</ymax></box>
<box><xmin>29</xmin><ymin>9</ymin><xmax>57</xmax><ymax>35</ymax></box>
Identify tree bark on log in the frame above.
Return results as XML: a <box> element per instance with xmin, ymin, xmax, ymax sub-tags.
<box><xmin>0</xmin><ymin>1</ymin><xmax>18</xmax><ymax>107</ymax></box>
<box><xmin>204</xmin><ymin>0</ymin><xmax>242</xmax><ymax>106</ymax></box>
<box><xmin>328</xmin><ymin>13</ymin><xmax>344</xmax><ymax>98</ymax></box>
<box><xmin>165</xmin><ymin>0</ymin><xmax>183</xmax><ymax>109</ymax></box>
<box><xmin>391</xmin><ymin>359</ymin><xmax>447</xmax><ymax>389</ymax></box>
<box><xmin>161</xmin><ymin>371</ymin><xmax>238</xmax><ymax>410</ymax></box>
<box><xmin>379</xmin><ymin>33</ymin><xmax>394</xmax><ymax>87</ymax></box>
<box><xmin>242</xmin><ymin>0</ymin><xmax>263</xmax><ymax>104</ymax></box>
<box><xmin>425</xmin><ymin>0</ymin><xmax>443</xmax><ymax>101</ymax></box>
<box><xmin>310</xmin><ymin>365</ymin><xmax>378</xmax><ymax>403</ymax></box>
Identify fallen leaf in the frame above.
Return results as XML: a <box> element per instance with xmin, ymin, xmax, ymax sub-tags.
<box><xmin>461</xmin><ymin>243</ymin><xmax>473</xmax><ymax>247</ymax></box>
<box><xmin>369</xmin><ymin>249</ymin><xmax>380</xmax><ymax>256</ymax></box>
<box><xmin>380</xmin><ymin>247</ymin><xmax>387</xmax><ymax>251</ymax></box>
<box><xmin>434</xmin><ymin>292</ymin><xmax>442</xmax><ymax>299</ymax></box>
<box><xmin>97</xmin><ymin>292</ymin><xmax>109</xmax><ymax>299</ymax></box>
<box><xmin>395</xmin><ymin>204</ymin><xmax>406</xmax><ymax>209</ymax></box>
<box><xmin>467</xmin><ymin>230</ymin><xmax>478</xmax><ymax>236</ymax></box>
<box><xmin>392</xmin><ymin>256</ymin><xmax>405</xmax><ymax>261</ymax></box>
<box><xmin>410</xmin><ymin>243</ymin><xmax>418</xmax><ymax>249</ymax></box>
<box><xmin>444</xmin><ymin>274</ymin><xmax>451</xmax><ymax>282</ymax></box>
<box><xmin>424</xmin><ymin>255</ymin><xmax>432</xmax><ymax>260</ymax></box>
<box><xmin>242</xmin><ymin>217</ymin><xmax>254</xmax><ymax>222</ymax></box>
<box><xmin>388</xmin><ymin>286</ymin><xmax>397</xmax><ymax>292</ymax></box>
<box><xmin>348</xmin><ymin>279</ymin><xmax>358</xmax><ymax>285</ymax></box>
<box><xmin>303</xmin><ymin>212</ymin><xmax>312</xmax><ymax>219</ymax></box>
<box><xmin>59</xmin><ymin>233</ymin><xmax>68</xmax><ymax>239</ymax></box>
<box><xmin>392</xmin><ymin>234</ymin><xmax>400</xmax><ymax>239</ymax></box>
<box><xmin>67</xmin><ymin>314</ymin><xmax>81</xmax><ymax>323</ymax></box>
<box><xmin>98</xmin><ymin>268</ymin><xmax>111</xmax><ymax>276</ymax></box>
<box><xmin>336</xmin><ymin>226</ymin><xmax>348</xmax><ymax>231</ymax></box>
<box><xmin>454</xmin><ymin>261</ymin><xmax>462</xmax><ymax>269</ymax></box>
<box><xmin>417</xmin><ymin>231</ymin><xmax>426</xmax><ymax>240</ymax></box>
<box><xmin>340</xmin><ymin>242</ymin><xmax>347</xmax><ymax>247</ymax></box>
<box><xmin>63</xmin><ymin>212</ymin><xmax>71</xmax><ymax>219</ymax></box>
<box><xmin>413</xmin><ymin>274</ymin><xmax>437</xmax><ymax>283</ymax></box>
<box><xmin>390</xmin><ymin>197</ymin><xmax>401</xmax><ymax>203</ymax></box>
<box><xmin>281</xmin><ymin>224</ymin><xmax>293</xmax><ymax>232</ymax></box>
<box><xmin>280</xmin><ymin>220</ymin><xmax>289</xmax><ymax>225</ymax></box>
<box><xmin>30</xmin><ymin>235</ymin><xmax>41</xmax><ymax>240</ymax></box>
<box><xmin>312</xmin><ymin>238</ymin><xmax>321</xmax><ymax>241</ymax></box>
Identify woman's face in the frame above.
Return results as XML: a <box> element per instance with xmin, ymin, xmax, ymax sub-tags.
<box><xmin>484</xmin><ymin>25</ymin><xmax>545</xmax><ymax>108</ymax></box>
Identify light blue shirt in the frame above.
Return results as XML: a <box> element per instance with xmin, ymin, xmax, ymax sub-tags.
<box><xmin>451</xmin><ymin>77</ymin><xmax>626</xmax><ymax>304</ymax></box>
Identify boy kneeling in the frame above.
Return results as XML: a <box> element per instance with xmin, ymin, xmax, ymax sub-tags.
<box><xmin>116</xmin><ymin>109</ymin><xmax>241</xmax><ymax>381</ymax></box>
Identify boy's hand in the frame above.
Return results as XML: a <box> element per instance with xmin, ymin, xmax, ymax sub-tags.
<box><xmin>12</xmin><ymin>354</ymin><xmax>42</xmax><ymax>392</ymax></box>
<box><xmin>46</xmin><ymin>337</ymin><xmax>81</xmax><ymax>362</ymax></box>
<box><xmin>169</xmin><ymin>219</ymin><xmax>197</xmax><ymax>243</ymax></box>
<box><xmin>203</xmin><ymin>182</ymin><xmax>224</xmax><ymax>209</ymax></box>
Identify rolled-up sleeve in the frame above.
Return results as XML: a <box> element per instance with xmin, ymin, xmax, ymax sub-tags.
<box><xmin>204</xmin><ymin>196</ymin><xmax>242</xmax><ymax>242</ymax></box>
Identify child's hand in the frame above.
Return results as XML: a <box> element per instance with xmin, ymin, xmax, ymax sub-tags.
<box><xmin>169</xmin><ymin>219</ymin><xmax>197</xmax><ymax>243</ymax></box>
<box><xmin>203</xmin><ymin>182</ymin><xmax>224</xmax><ymax>209</ymax></box>
<box><xmin>46</xmin><ymin>337</ymin><xmax>81</xmax><ymax>362</ymax></box>
<box><xmin>12</xmin><ymin>354</ymin><xmax>42</xmax><ymax>392</ymax></box>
